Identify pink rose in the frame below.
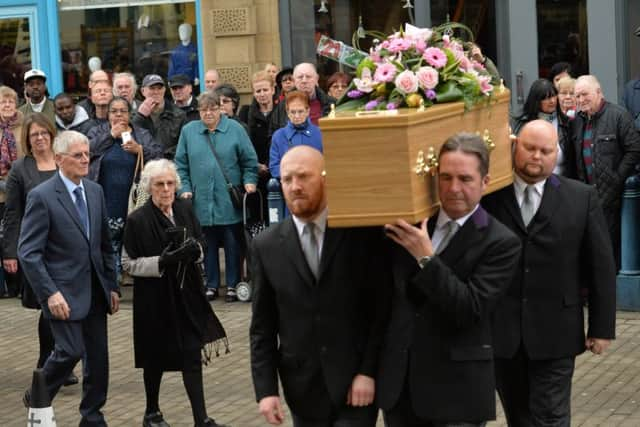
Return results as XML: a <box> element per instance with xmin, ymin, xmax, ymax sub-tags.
<box><xmin>394</xmin><ymin>70</ymin><xmax>419</xmax><ymax>95</ymax></box>
<box><xmin>477</xmin><ymin>74</ymin><xmax>493</xmax><ymax>95</ymax></box>
<box><xmin>373</xmin><ymin>63</ymin><xmax>398</xmax><ymax>83</ymax></box>
<box><xmin>413</xmin><ymin>38</ymin><xmax>427</xmax><ymax>53</ymax></box>
<box><xmin>416</xmin><ymin>66</ymin><xmax>439</xmax><ymax>90</ymax></box>
<box><xmin>423</xmin><ymin>47</ymin><xmax>447</xmax><ymax>69</ymax></box>
<box><xmin>388</xmin><ymin>37</ymin><xmax>412</xmax><ymax>53</ymax></box>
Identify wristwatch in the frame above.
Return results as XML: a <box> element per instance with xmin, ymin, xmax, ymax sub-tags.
<box><xmin>418</xmin><ymin>255</ymin><xmax>433</xmax><ymax>269</ymax></box>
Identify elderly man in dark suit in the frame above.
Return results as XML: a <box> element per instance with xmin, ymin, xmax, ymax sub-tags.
<box><xmin>18</xmin><ymin>130</ymin><xmax>119</xmax><ymax>426</ymax></box>
<box><xmin>482</xmin><ymin>119</ymin><xmax>616</xmax><ymax>426</ymax></box>
<box><xmin>378</xmin><ymin>133</ymin><xmax>521</xmax><ymax>427</ymax></box>
<box><xmin>250</xmin><ymin>145</ymin><xmax>390</xmax><ymax>427</ymax></box>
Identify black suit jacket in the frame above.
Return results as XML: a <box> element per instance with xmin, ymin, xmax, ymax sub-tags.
<box><xmin>249</xmin><ymin>217</ymin><xmax>390</xmax><ymax>419</ymax></box>
<box><xmin>482</xmin><ymin>175</ymin><xmax>616</xmax><ymax>360</ymax></box>
<box><xmin>377</xmin><ymin>207</ymin><xmax>520</xmax><ymax>423</ymax></box>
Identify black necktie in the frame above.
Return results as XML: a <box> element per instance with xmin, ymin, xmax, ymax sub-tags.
<box><xmin>73</xmin><ymin>187</ymin><xmax>89</xmax><ymax>237</ymax></box>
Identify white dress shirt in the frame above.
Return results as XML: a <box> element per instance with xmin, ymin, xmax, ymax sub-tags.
<box><xmin>431</xmin><ymin>204</ymin><xmax>479</xmax><ymax>252</ymax></box>
<box><xmin>513</xmin><ymin>173</ymin><xmax>546</xmax><ymax>216</ymax></box>
<box><xmin>292</xmin><ymin>207</ymin><xmax>328</xmax><ymax>259</ymax></box>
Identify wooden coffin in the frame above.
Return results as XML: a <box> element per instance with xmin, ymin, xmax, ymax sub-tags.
<box><xmin>319</xmin><ymin>89</ymin><xmax>512</xmax><ymax>227</ymax></box>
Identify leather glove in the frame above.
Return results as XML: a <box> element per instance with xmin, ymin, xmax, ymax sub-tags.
<box><xmin>181</xmin><ymin>237</ymin><xmax>201</xmax><ymax>263</ymax></box>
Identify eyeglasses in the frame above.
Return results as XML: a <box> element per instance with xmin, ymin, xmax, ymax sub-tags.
<box><xmin>29</xmin><ymin>131</ymin><xmax>50</xmax><ymax>139</ymax></box>
<box><xmin>109</xmin><ymin>108</ymin><xmax>129</xmax><ymax>114</ymax></box>
<box><xmin>330</xmin><ymin>83</ymin><xmax>348</xmax><ymax>90</ymax></box>
<box><xmin>199</xmin><ymin>106</ymin><xmax>220</xmax><ymax>113</ymax></box>
<box><xmin>62</xmin><ymin>151</ymin><xmax>90</xmax><ymax>160</ymax></box>
<box><xmin>152</xmin><ymin>180</ymin><xmax>176</xmax><ymax>188</ymax></box>
<box><xmin>287</xmin><ymin>109</ymin><xmax>308</xmax><ymax>116</ymax></box>
<box><xmin>219</xmin><ymin>98</ymin><xmax>233</xmax><ymax>104</ymax></box>
<box><xmin>281</xmin><ymin>76</ymin><xmax>294</xmax><ymax>83</ymax></box>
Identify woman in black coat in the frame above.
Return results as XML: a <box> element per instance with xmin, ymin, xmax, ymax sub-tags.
<box><xmin>1</xmin><ymin>113</ymin><xmax>78</xmax><ymax>384</ymax></box>
<box><xmin>87</xmin><ymin>97</ymin><xmax>163</xmax><ymax>283</ymax></box>
<box><xmin>122</xmin><ymin>159</ymin><xmax>228</xmax><ymax>427</ymax></box>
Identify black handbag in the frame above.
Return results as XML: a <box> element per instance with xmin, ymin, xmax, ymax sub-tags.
<box><xmin>206</xmin><ymin>133</ymin><xmax>245</xmax><ymax>210</ymax></box>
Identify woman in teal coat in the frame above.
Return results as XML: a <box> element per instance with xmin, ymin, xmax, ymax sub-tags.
<box><xmin>175</xmin><ymin>91</ymin><xmax>258</xmax><ymax>302</ymax></box>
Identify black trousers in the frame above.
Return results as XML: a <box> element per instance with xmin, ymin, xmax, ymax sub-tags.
<box><xmin>495</xmin><ymin>346</ymin><xmax>575</xmax><ymax>427</ymax></box>
<box><xmin>292</xmin><ymin>405</ymin><xmax>378</xmax><ymax>427</ymax></box>
<box><xmin>384</xmin><ymin>380</ymin><xmax>486</xmax><ymax>427</ymax></box>
<box><xmin>44</xmin><ymin>280</ymin><xmax>109</xmax><ymax>427</ymax></box>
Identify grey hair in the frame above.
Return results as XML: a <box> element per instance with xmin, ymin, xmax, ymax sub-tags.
<box><xmin>197</xmin><ymin>91</ymin><xmax>220</xmax><ymax>109</ymax></box>
<box><xmin>53</xmin><ymin>130</ymin><xmax>89</xmax><ymax>155</ymax></box>
<box><xmin>112</xmin><ymin>72</ymin><xmax>138</xmax><ymax>96</ymax></box>
<box><xmin>140</xmin><ymin>159</ymin><xmax>182</xmax><ymax>193</ymax></box>
<box><xmin>438</xmin><ymin>132</ymin><xmax>490</xmax><ymax>177</ymax></box>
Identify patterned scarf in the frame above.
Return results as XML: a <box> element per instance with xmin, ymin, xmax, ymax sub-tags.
<box><xmin>0</xmin><ymin>114</ymin><xmax>19</xmax><ymax>177</ymax></box>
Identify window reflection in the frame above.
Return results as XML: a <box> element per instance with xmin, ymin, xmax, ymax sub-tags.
<box><xmin>0</xmin><ymin>17</ymin><xmax>31</xmax><ymax>97</ymax></box>
<box><xmin>58</xmin><ymin>3</ymin><xmax>198</xmax><ymax>95</ymax></box>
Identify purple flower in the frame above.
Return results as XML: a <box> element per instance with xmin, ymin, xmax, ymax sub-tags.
<box><xmin>425</xmin><ymin>89</ymin><xmax>437</xmax><ymax>100</ymax></box>
<box><xmin>386</xmin><ymin>102</ymin><xmax>397</xmax><ymax>110</ymax></box>
<box><xmin>347</xmin><ymin>89</ymin><xmax>364</xmax><ymax>98</ymax></box>
<box><xmin>365</xmin><ymin>100</ymin><xmax>379</xmax><ymax>110</ymax></box>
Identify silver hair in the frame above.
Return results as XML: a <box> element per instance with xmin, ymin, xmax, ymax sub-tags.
<box><xmin>197</xmin><ymin>91</ymin><xmax>220</xmax><ymax>108</ymax></box>
<box><xmin>112</xmin><ymin>72</ymin><xmax>138</xmax><ymax>97</ymax></box>
<box><xmin>140</xmin><ymin>159</ymin><xmax>182</xmax><ymax>193</ymax></box>
<box><xmin>53</xmin><ymin>130</ymin><xmax>89</xmax><ymax>155</ymax></box>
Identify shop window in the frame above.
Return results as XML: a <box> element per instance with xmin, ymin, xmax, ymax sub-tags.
<box><xmin>536</xmin><ymin>0</ymin><xmax>589</xmax><ymax>78</ymax></box>
<box><xmin>314</xmin><ymin>0</ymin><xmax>411</xmax><ymax>88</ymax></box>
<box><xmin>430</xmin><ymin>0</ymin><xmax>497</xmax><ymax>66</ymax></box>
<box><xmin>0</xmin><ymin>17</ymin><xmax>31</xmax><ymax>96</ymax></box>
<box><xmin>58</xmin><ymin>1</ymin><xmax>198</xmax><ymax>96</ymax></box>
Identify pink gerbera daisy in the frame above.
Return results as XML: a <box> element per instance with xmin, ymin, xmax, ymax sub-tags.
<box><xmin>423</xmin><ymin>47</ymin><xmax>447</xmax><ymax>69</ymax></box>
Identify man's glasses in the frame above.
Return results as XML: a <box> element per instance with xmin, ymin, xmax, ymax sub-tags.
<box><xmin>62</xmin><ymin>151</ymin><xmax>90</xmax><ymax>160</ymax></box>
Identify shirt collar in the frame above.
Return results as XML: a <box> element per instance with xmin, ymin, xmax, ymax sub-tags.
<box><xmin>513</xmin><ymin>172</ymin><xmax>546</xmax><ymax>197</ymax></box>
<box><xmin>292</xmin><ymin>206</ymin><xmax>328</xmax><ymax>237</ymax></box>
<box><xmin>59</xmin><ymin>170</ymin><xmax>85</xmax><ymax>196</ymax></box>
<box><xmin>436</xmin><ymin>204</ymin><xmax>479</xmax><ymax>230</ymax></box>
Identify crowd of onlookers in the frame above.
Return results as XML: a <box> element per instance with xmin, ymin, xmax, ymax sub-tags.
<box><xmin>0</xmin><ymin>61</ymin><xmax>355</xmax><ymax>304</ymax></box>
<box><xmin>511</xmin><ymin>61</ymin><xmax>640</xmax><ymax>268</ymax></box>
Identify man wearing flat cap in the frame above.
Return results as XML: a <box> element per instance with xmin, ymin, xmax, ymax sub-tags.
<box><xmin>132</xmin><ymin>74</ymin><xmax>186</xmax><ymax>159</ymax></box>
<box><xmin>169</xmin><ymin>74</ymin><xmax>199</xmax><ymax>123</ymax></box>
<box><xmin>19</xmin><ymin>69</ymin><xmax>55</xmax><ymax>124</ymax></box>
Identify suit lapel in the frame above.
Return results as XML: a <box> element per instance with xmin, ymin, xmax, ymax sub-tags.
<box><xmin>501</xmin><ymin>185</ymin><xmax>527</xmax><ymax>234</ymax></box>
<box><xmin>438</xmin><ymin>206</ymin><xmax>489</xmax><ymax>267</ymax></box>
<box><xmin>280</xmin><ymin>217</ymin><xmax>315</xmax><ymax>286</ymax></box>
<box><xmin>54</xmin><ymin>175</ymin><xmax>89</xmax><ymax>241</ymax></box>
<box><xmin>527</xmin><ymin>175</ymin><xmax>561</xmax><ymax>236</ymax></box>
<box><xmin>83</xmin><ymin>179</ymin><xmax>99</xmax><ymax>242</ymax></box>
<box><xmin>318</xmin><ymin>227</ymin><xmax>345</xmax><ymax>281</ymax></box>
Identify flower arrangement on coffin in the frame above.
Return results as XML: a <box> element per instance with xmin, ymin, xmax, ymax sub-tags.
<box><xmin>337</xmin><ymin>23</ymin><xmax>496</xmax><ymax>112</ymax></box>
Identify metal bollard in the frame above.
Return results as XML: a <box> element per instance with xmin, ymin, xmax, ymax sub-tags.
<box><xmin>617</xmin><ymin>174</ymin><xmax>640</xmax><ymax>310</ymax></box>
<box><xmin>267</xmin><ymin>178</ymin><xmax>285</xmax><ymax>225</ymax></box>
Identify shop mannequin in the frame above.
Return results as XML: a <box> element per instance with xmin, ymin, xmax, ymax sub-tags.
<box><xmin>88</xmin><ymin>57</ymin><xmax>102</xmax><ymax>73</ymax></box>
<box><xmin>169</xmin><ymin>23</ymin><xmax>199</xmax><ymax>85</ymax></box>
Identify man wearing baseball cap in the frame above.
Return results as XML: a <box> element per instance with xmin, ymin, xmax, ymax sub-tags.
<box><xmin>19</xmin><ymin>69</ymin><xmax>55</xmax><ymax>124</ymax></box>
<box><xmin>169</xmin><ymin>74</ymin><xmax>199</xmax><ymax>123</ymax></box>
<box><xmin>132</xmin><ymin>74</ymin><xmax>186</xmax><ymax>159</ymax></box>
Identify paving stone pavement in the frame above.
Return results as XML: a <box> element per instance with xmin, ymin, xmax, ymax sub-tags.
<box><xmin>2</xmin><ymin>291</ymin><xmax>640</xmax><ymax>427</ymax></box>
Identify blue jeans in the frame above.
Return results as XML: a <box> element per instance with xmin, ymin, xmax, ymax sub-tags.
<box><xmin>202</xmin><ymin>224</ymin><xmax>241</xmax><ymax>290</ymax></box>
